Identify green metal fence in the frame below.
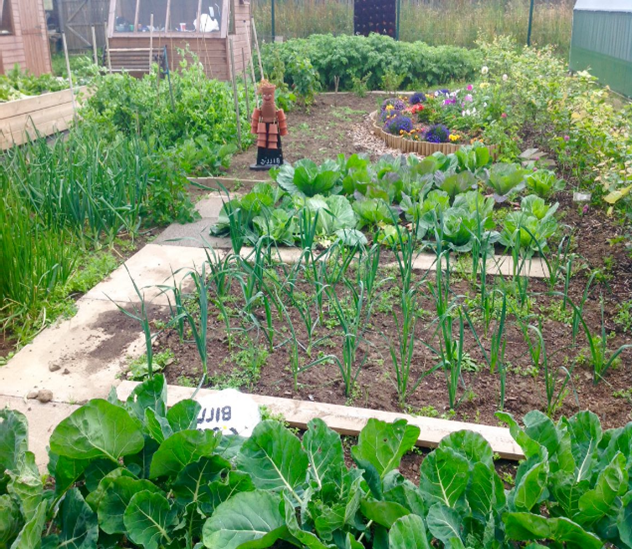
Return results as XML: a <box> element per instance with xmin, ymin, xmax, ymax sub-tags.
<box><xmin>251</xmin><ymin>0</ymin><xmax>574</xmax><ymax>57</ymax></box>
<box><xmin>570</xmin><ymin>0</ymin><xmax>632</xmax><ymax>97</ymax></box>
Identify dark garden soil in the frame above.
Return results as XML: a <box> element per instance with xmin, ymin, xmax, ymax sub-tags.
<box><xmin>156</xmin><ymin>92</ymin><xmax>632</xmax><ymax>432</ymax></box>
<box><xmin>223</xmin><ymin>93</ymin><xmax>390</xmax><ymax>186</ymax></box>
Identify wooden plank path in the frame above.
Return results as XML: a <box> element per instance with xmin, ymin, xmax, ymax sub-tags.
<box><xmin>118</xmin><ymin>381</ymin><xmax>525</xmax><ymax>460</ymax></box>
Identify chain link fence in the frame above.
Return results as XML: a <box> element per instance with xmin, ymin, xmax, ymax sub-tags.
<box><xmin>251</xmin><ymin>0</ymin><xmax>574</xmax><ymax>58</ymax></box>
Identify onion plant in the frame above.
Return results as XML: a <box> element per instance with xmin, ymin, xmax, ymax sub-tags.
<box><xmin>465</xmin><ymin>289</ymin><xmax>508</xmax><ymax>409</ymax></box>
<box><xmin>525</xmin><ymin>322</ymin><xmax>574</xmax><ymax>417</ymax></box>
<box><xmin>567</xmin><ymin>295</ymin><xmax>632</xmax><ymax>385</ymax></box>
<box><xmin>325</xmin><ymin>280</ymin><xmax>370</xmax><ymax>397</ymax></box>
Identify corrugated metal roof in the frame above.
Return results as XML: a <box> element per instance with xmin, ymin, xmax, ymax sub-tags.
<box><xmin>575</xmin><ymin>0</ymin><xmax>632</xmax><ymax>13</ymax></box>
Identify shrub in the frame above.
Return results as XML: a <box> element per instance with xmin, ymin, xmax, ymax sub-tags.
<box><xmin>384</xmin><ymin>114</ymin><xmax>414</xmax><ymax>135</ymax></box>
<box><xmin>261</xmin><ymin>33</ymin><xmax>481</xmax><ymax>92</ymax></box>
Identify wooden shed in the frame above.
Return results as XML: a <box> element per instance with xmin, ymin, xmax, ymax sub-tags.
<box><xmin>0</xmin><ymin>0</ymin><xmax>52</xmax><ymax>75</ymax></box>
<box><xmin>106</xmin><ymin>0</ymin><xmax>252</xmax><ymax>81</ymax></box>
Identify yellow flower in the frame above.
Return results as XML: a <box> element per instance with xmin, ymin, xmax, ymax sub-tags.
<box><xmin>480</xmin><ymin>82</ymin><xmax>490</xmax><ymax>89</ymax></box>
<box><xmin>449</xmin><ymin>134</ymin><xmax>460</xmax><ymax>142</ymax></box>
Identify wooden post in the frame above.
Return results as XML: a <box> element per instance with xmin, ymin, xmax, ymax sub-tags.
<box><xmin>242</xmin><ymin>48</ymin><xmax>251</xmax><ymax>121</ymax></box>
<box><xmin>133</xmin><ymin>0</ymin><xmax>141</xmax><ymax>32</ymax></box>
<box><xmin>149</xmin><ymin>14</ymin><xmax>154</xmax><ymax>70</ymax></box>
<box><xmin>104</xmin><ymin>22</ymin><xmax>112</xmax><ymax>73</ymax></box>
<box><xmin>229</xmin><ymin>37</ymin><xmax>242</xmax><ymax>149</ymax></box>
<box><xmin>91</xmin><ymin>27</ymin><xmax>98</xmax><ymax>65</ymax></box>
<box><xmin>251</xmin><ymin>18</ymin><xmax>264</xmax><ymax>81</ymax></box>
<box><xmin>62</xmin><ymin>33</ymin><xmax>77</xmax><ymax>119</ymax></box>
<box><xmin>245</xmin><ymin>18</ymin><xmax>256</xmax><ymax>84</ymax></box>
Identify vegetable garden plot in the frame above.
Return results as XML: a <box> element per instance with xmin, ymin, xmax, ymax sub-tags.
<box><xmin>3</xmin><ymin>376</ymin><xmax>631</xmax><ymax>549</ymax></box>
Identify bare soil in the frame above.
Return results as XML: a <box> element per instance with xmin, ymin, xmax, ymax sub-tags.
<box><xmin>151</xmin><ymin>93</ymin><xmax>632</xmax><ymax>431</ymax></box>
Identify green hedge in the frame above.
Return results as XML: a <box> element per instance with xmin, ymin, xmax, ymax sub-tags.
<box><xmin>262</xmin><ymin>33</ymin><xmax>482</xmax><ymax>93</ymax></box>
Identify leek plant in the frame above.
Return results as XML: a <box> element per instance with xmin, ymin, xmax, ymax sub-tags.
<box><xmin>465</xmin><ymin>289</ymin><xmax>508</xmax><ymax>409</ymax></box>
<box><xmin>0</xmin><ymin>182</ymin><xmax>78</xmax><ymax>333</ymax></box>
<box><xmin>525</xmin><ymin>322</ymin><xmax>574</xmax><ymax>417</ymax></box>
<box><xmin>325</xmin><ymin>280</ymin><xmax>370</xmax><ymax>397</ymax></box>
<box><xmin>567</xmin><ymin>296</ymin><xmax>632</xmax><ymax>385</ymax></box>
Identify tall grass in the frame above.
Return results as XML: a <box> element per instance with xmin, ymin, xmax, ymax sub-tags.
<box><xmin>252</xmin><ymin>0</ymin><xmax>573</xmax><ymax>58</ymax></box>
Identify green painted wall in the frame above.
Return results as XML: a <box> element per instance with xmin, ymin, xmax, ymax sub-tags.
<box><xmin>570</xmin><ymin>10</ymin><xmax>632</xmax><ymax>97</ymax></box>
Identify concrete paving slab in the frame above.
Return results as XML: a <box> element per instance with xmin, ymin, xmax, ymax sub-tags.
<box><xmin>152</xmin><ymin>219</ymin><xmax>220</xmax><ymax>248</ymax></box>
<box><xmin>83</xmin><ymin>244</ymin><xmax>217</xmax><ymax>304</ymax></box>
<box><xmin>403</xmin><ymin>253</ymin><xmax>549</xmax><ymax>279</ymax></box>
<box><xmin>0</xmin><ymin>396</ymin><xmax>78</xmax><ymax>471</ymax></box>
<box><xmin>194</xmin><ymin>194</ymin><xmax>227</xmax><ymax>218</ymax></box>
<box><xmin>0</xmin><ymin>298</ymin><xmax>154</xmax><ymax>403</ymax></box>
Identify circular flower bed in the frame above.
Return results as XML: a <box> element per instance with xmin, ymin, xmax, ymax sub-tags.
<box><xmin>372</xmin><ymin>86</ymin><xmax>493</xmax><ymax>155</ymax></box>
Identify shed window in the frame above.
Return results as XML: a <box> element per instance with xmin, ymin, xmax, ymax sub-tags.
<box><xmin>113</xmin><ymin>0</ymin><xmax>223</xmax><ymax>34</ymax></box>
<box><xmin>0</xmin><ymin>0</ymin><xmax>13</xmax><ymax>35</ymax></box>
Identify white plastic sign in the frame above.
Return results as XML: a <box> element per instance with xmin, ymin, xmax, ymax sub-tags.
<box><xmin>195</xmin><ymin>389</ymin><xmax>261</xmax><ymax>437</ymax></box>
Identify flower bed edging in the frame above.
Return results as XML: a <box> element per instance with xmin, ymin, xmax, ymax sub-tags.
<box><xmin>370</xmin><ymin>110</ymin><xmax>494</xmax><ymax>156</ymax></box>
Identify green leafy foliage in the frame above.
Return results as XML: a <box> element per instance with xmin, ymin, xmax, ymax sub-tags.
<box><xmin>261</xmin><ymin>34</ymin><xmax>481</xmax><ymax>92</ymax></box>
<box><xmin>3</xmin><ymin>379</ymin><xmax>630</xmax><ymax>548</ymax></box>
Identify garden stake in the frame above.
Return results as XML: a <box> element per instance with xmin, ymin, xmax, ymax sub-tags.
<box><xmin>61</xmin><ymin>34</ymin><xmax>77</xmax><ymax>120</ymax></box>
<box><xmin>91</xmin><ymin>26</ymin><xmax>98</xmax><ymax>65</ymax></box>
<box><xmin>148</xmin><ymin>14</ymin><xmax>154</xmax><ymax>70</ymax></box>
<box><xmin>229</xmin><ymin>37</ymin><xmax>242</xmax><ymax>149</ymax></box>
<box><xmin>242</xmin><ymin>48</ymin><xmax>251</xmax><ymax>121</ymax></box>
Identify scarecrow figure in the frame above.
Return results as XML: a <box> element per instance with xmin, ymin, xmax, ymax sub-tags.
<box><xmin>250</xmin><ymin>81</ymin><xmax>288</xmax><ymax>170</ymax></box>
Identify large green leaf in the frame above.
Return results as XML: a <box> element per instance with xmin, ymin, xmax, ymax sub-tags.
<box><xmin>618</xmin><ymin>492</ymin><xmax>632</xmax><ymax>548</ymax></box>
<box><xmin>510</xmin><ymin>458</ymin><xmax>549</xmax><ymax>512</ymax></box>
<box><xmin>149</xmin><ymin>429</ymin><xmax>221</xmax><ymax>479</ymax></box>
<box><xmin>143</xmin><ymin>409</ymin><xmax>172</xmax><ymax>444</ymax></box>
<box><xmin>166</xmin><ymin>400</ymin><xmax>201</xmax><ymax>432</ymax></box>
<box><xmin>98</xmin><ymin>477</ymin><xmax>162</xmax><ymax>535</ymax></box>
<box><xmin>303</xmin><ymin>419</ymin><xmax>345</xmax><ymax>491</ymax></box>
<box><xmin>577</xmin><ymin>452</ymin><xmax>628</xmax><ymax>524</ymax></box>
<box><xmin>283</xmin><ymin>493</ymin><xmax>333</xmax><ymax>549</ymax></box>
<box><xmin>236</xmin><ymin>421</ymin><xmax>308</xmax><ymax>501</ymax></box>
<box><xmin>359</xmin><ymin>499</ymin><xmax>410</xmax><ymax>528</ymax></box>
<box><xmin>7</xmin><ymin>452</ymin><xmax>42</xmax><ymax>521</ymax></box>
<box><xmin>426</xmin><ymin>503</ymin><xmax>463</xmax><ymax>548</ymax></box>
<box><xmin>550</xmin><ymin>473</ymin><xmax>589</xmax><ymax>518</ymax></box>
<box><xmin>51</xmin><ymin>455</ymin><xmax>90</xmax><ymax>497</ymax></box>
<box><xmin>172</xmin><ymin>456</ymin><xmax>230</xmax><ymax>507</ymax></box>
<box><xmin>202</xmin><ymin>490</ymin><xmax>286</xmax><ymax>549</ymax></box>
<box><xmin>0</xmin><ymin>495</ymin><xmax>21</xmax><ymax>548</ymax></box>
<box><xmin>438</xmin><ymin>430</ymin><xmax>494</xmax><ymax>468</ymax></box>
<box><xmin>351</xmin><ymin>419</ymin><xmax>419</xmax><ymax>480</ymax></box>
<box><xmin>503</xmin><ymin>512</ymin><xmax>603</xmax><ymax>549</ymax></box>
<box><xmin>49</xmin><ymin>400</ymin><xmax>144</xmax><ymax>462</ymax></box>
<box><xmin>126</xmin><ymin>375</ymin><xmax>167</xmax><ymax>422</ymax></box>
<box><xmin>85</xmin><ymin>467</ymin><xmax>134</xmax><ymax>512</ymax></box>
<box><xmin>389</xmin><ymin>514</ymin><xmax>431</xmax><ymax>549</ymax></box>
<box><xmin>123</xmin><ymin>491</ymin><xmax>177</xmax><ymax>549</ymax></box>
<box><xmin>0</xmin><ymin>409</ymin><xmax>28</xmax><ymax>478</ymax></box>
<box><xmin>318</xmin><ymin>195</ymin><xmax>357</xmax><ymax>235</ymax></box>
<box><xmin>9</xmin><ymin>500</ymin><xmax>47</xmax><ymax>549</ymax></box>
<box><xmin>561</xmin><ymin>411</ymin><xmax>602</xmax><ymax>482</ymax></box>
<box><xmin>201</xmin><ymin>470</ymin><xmax>255</xmax><ymax>515</ymax></box>
<box><xmin>59</xmin><ymin>488</ymin><xmax>98</xmax><ymax>549</ymax></box>
<box><xmin>419</xmin><ymin>447</ymin><xmax>468</xmax><ymax>508</ymax></box>
<box><xmin>467</xmin><ymin>462</ymin><xmax>495</xmax><ymax>521</ymax></box>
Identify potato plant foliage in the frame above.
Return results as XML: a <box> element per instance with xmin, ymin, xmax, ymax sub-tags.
<box><xmin>1</xmin><ymin>376</ymin><xmax>631</xmax><ymax>549</ymax></box>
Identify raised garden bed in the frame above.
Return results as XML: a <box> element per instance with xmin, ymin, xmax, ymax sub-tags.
<box><xmin>0</xmin><ymin>86</ymin><xmax>88</xmax><ymax>149</ymax></box>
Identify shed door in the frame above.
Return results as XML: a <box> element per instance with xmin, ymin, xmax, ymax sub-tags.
<box><xmin>21</xmin><ymin>0</ymin><xmax>52</xmax><ymax>75</ymax></box>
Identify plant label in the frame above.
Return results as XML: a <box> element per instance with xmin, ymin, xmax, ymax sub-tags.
<box><xmin>195</xmin><ymin>389</ymin><xmax>261</xmax><ymax>437</ymax></box>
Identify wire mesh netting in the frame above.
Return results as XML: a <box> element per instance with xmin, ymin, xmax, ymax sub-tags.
<box><xmin>251</xmin><ymin>0</ymin><xmax>574</xmax><ymax>57</ymax></box>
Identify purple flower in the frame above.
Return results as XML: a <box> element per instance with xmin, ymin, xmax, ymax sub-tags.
<box><xmin>564</xmin><ymin>135</ymin><xmax>570</xmax><ymax>142</ymax></box>
<box><xmin>443</xmin><ymin>98</ymin><xmax>457</xmax><ymax>105</ymax></box>
<box><xmin>410</xmin><ymin>92</ymin><xmax>427</xmax><ymax>105</ymax></box>
<box><xmin>582</xmin><ymin>205</ymin><xmax>589</xmax><ymax>214</ymax></box>
<box><xmin>384</xmin><ymin>115</ymin><xmax>414</xmax><ymax>135</ymax></box>
<box><xmin>424</xmin><ymin>124</ymin><xmax>450</xmax><ymax>143</ymax></box>
<box><xmin>463</xmin><ymin>94</ymin><xmax>473</xmax><ymax>102</ymax></box>
<box><xmin>381</xmin><ymin>98</ymin><xmax>406</xmax><ymax>112</ymax></box>
<box><xmin>467</xmin><ymin>84</ymin><xmax>473</xmax><ymax>91</ymax></box>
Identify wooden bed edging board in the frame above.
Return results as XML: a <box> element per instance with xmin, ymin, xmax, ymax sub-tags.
<box><xmin>0</xmin><ymin>86</ymin><xmax>89</xmax><ymax>150</ymax></box>
<box><xmin>117</xmin><ymin>381</ymin><xmax>524</xmax><ymax>460</ymax></box>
